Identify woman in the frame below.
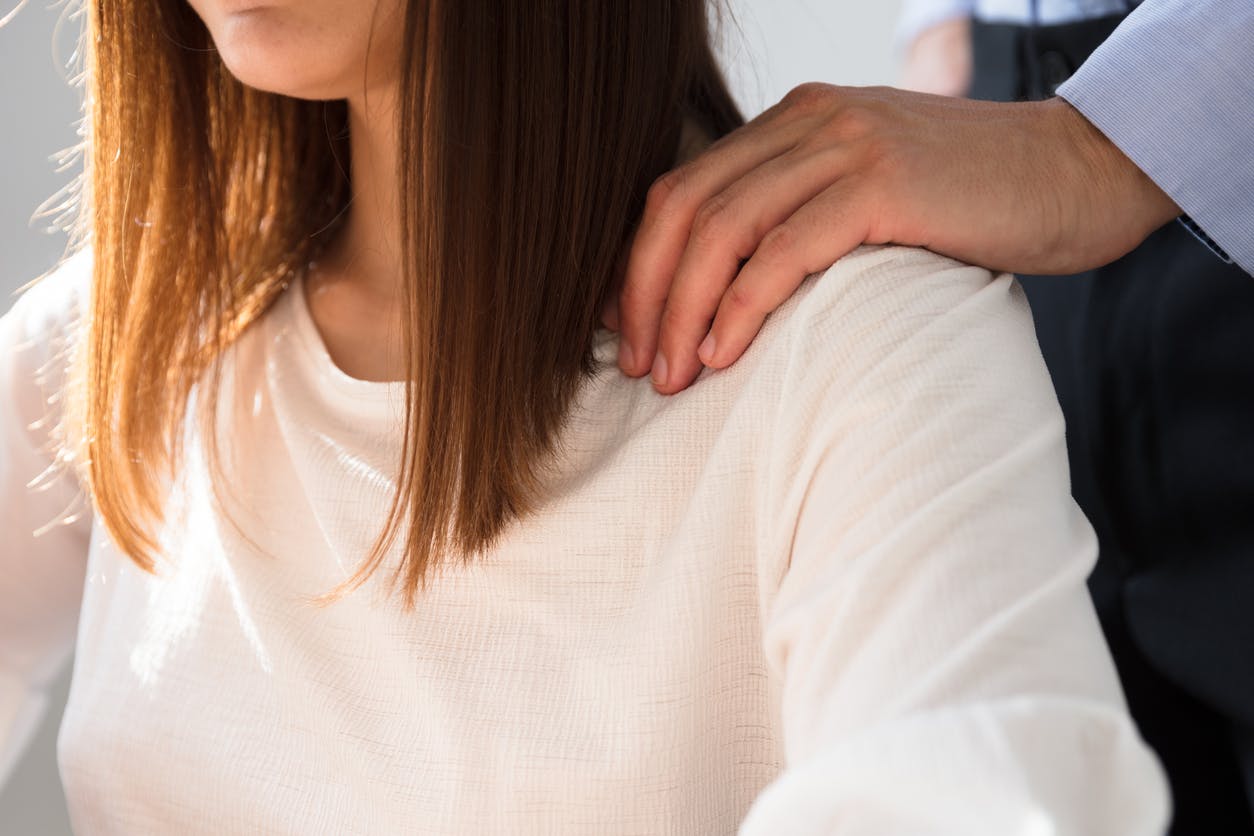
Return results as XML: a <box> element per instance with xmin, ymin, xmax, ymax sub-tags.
<box><xmin>0</xmin><ymin>0</ymin><xmax>1167</xmax><ymax>832</ymax></box>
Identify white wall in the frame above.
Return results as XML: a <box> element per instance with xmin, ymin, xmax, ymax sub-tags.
<box><xmin>0</xmin><ymin>3</ymin><xmax>82</xmax><ymax>833</ymax></box>
<box><xmin>720</xmin><ymin>0</ymin><xmax>904</xmax><ymax>116</ymax></box>
<box><xmin>0</xmin><ymin>2</ymin><xmax>901</xmax><ymax>831</ymax></box>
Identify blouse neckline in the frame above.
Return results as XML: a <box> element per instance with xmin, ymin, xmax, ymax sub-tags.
<box><xmin>282</xmin><ymin>270</ymin><xmax>407</xmax><ymax>402</ymax></box>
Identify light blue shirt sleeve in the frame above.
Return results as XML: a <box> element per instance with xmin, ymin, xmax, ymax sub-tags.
<box><xmin>1056</xmin><ymin>0</ymin><xmax>1254</xmax><ymax>274</ymax></box>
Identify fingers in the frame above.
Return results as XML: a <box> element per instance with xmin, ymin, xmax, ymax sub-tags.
<box><xmin>615</xmin><ymin>105</ymin><xmax>817</xmax><ymax>379</ymax></box>
<box><xmin>700</xmin><ymin>180</ymin><xmax>875</xmax><ymax>371</ymax></box>
<box><xmin>648</xmin><ymin>144</ymin><xmax>849</xmax><ymax>394</ymax></box>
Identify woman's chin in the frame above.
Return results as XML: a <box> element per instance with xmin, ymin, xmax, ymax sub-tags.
<box><xmin>217</xmin><ymin>53</ymin><xmax>346</xmax><ymax>101</ymax></box>
<box><xmin>212</xmin><ymin>18</ymin><xmax>350</xmax><ymax>100</ymax></box>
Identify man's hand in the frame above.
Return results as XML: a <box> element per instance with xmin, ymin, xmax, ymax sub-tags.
<box><xmin>606</xmin><ymin>84</ymin><xmax>1180</xmax><ymax>395</ymax></box>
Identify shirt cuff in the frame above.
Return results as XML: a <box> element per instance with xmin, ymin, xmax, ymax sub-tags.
<box><xmin>1056</xmin><ymin>0</ymin><xmax>1254</xmax><ymax>275</ymax></box>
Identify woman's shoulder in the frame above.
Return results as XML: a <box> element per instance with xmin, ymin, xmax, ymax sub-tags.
<box><xmin>2</xmin><ymin>247</ymin><xmax>92</xmax><ymax>349</ymax></box>
<box><xmin>1</xmin><ymin>249</ymin><xmax>92</xmax><ymax>436</ymax></box>
<box><xmin>755</xmin><ymin>244</ymin><xmax>1039</xmax><ymax>396</ymax></box>
<box><xmin>771</xmin><ymin>244</ymin><xmax>1021</xmax><ymax>360</ymax></box>
<box><xmin>751</xmin><ymin>247</ymin><xmax>1065</xmax><ymax>566</ymax></box>
<box><xmin>752</xmin><ymin>242</ymin><xmax>1055</xmax><ymax>442</ymax></box>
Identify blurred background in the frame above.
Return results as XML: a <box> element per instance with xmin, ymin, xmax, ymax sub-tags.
<box><xmin>0</xmin><ymin>1</ymin><xmax>902</xmax><ymax>831</ymax></box>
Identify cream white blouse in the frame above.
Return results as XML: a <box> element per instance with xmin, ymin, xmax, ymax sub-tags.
<box><xmin>0</xmin><ymin>245</ymin><xmax>1169</xmax><ymax>834</ymax></box>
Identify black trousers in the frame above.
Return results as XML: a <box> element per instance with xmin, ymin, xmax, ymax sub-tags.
<box><xmin>971</xmin><ymin>18</ymin><xmax>1254</xmax><ymax>836</ymax></box>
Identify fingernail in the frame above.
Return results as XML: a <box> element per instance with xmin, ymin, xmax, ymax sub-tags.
<box><xmin>618</xmin><ymin>338</ymin><xmax>634</xmax><ymax>371</ymax></box>
<box><xmin>698</xmin><ymin>333</ymin><xmax>716</xmax><ymax>365</ymax></box>
<box><xmin>651</xmin><ymin>352</ymin><xmax>669</xmax><ymax>388</ymax></box>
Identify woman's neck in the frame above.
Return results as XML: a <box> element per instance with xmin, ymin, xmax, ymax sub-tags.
<box><xmin>301</xmin><ymin>86</ymin><xmax>409</xmax><ymax>383</ymax></box>
<box><xmin>319</xmin><ymin>87</ymin><xmax>405</xmax><ymax>302</ymax></box>
<box><xmin>303</xmin><ymin>92</ymin><xmax>716</xmax><ymax>383</ymax></box>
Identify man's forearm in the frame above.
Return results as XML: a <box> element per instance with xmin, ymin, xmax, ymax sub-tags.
<box><xmin>1057</xmin><ymin>0</ymin><xmax>1254</xmax><ymax>275</ymax></box>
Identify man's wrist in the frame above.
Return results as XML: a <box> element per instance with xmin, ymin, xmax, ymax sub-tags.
<box><xmin>1040</xmin><ymin>96</ymin><xmax>1180</xmax><ymax>264</ymax></box>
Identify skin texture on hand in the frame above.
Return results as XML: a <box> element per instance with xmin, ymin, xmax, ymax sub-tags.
<box><xmin>605</xmin><ymin>84</ymin><xmax>1181</xmax><ymax>395</ymax></box>
<box><xmin>899</xmin><ymin>16</ymin><xmax>973</xmax><ymax>97</ymax></box>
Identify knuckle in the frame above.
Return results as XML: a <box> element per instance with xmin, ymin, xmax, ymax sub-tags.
<box><xmin>724</xmin><ymin>280</ymin><xmax>758</xmax><ymax>315</ymax></box>
<box><xmin>783</xmin><ymin>82</ymin><xmax>835</xmax><ymax>115</ymax></box>
<box><xmin>689</xmin><ymin>194</ymin><xmax>732</xmax><ymax>247</ymax></box>
<box><xmin>756</xmin><ymin>224</ymin><xmax>798</xmax><ymax>265</ymax></box>
<box><xmin>831</xmin><ymin>103</ymin><xmax>879</xmax><ymax>141</ymax></box>
<box><xmin>645</xmin><ymin>166</ymin><xmax>687</xmax><ymax>217</ymax></box>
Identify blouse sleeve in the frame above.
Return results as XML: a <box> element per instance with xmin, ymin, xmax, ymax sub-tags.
<box><xmin>741</xmin><ymin>247</ymin><xmax>1170</xmax><ymax>834</ymax></box>
<box><xmin>0</xmin><ymin>253</ymin><xmax>93</xmax><ymax>790</ymax></box>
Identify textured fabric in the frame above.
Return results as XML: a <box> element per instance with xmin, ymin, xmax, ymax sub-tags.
<box><xmin>1</xmin><ymin>246</ymin><xmax>1170</xmax><ymax>834</ymax></box>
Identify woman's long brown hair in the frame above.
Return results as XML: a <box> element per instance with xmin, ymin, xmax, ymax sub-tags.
<box><xmin>69</xmin><ymin>0</ymin><xmax>744</xmax><ymax>608</ymax></box>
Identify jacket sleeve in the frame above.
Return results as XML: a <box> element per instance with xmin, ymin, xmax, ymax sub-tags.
<box><xmin>1057</xmin><ymin>0</ymin><xmax>1254</xmax><ymax>275</ymax></box>
<box><xmin>0</xmin><ymin>254</ymin><xmax>93</xmax><ymax>790</ymax></box>
<box><xmin>741</xmin><ymin>246</ymin><xmax>1170</xmax><ymax>834</ymax></box>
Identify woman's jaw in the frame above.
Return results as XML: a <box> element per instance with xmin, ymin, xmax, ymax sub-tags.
<box><xmin>185</xmin><ymin>0</ymin><xmax>407</xmax><ymax>102</ymax></box>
